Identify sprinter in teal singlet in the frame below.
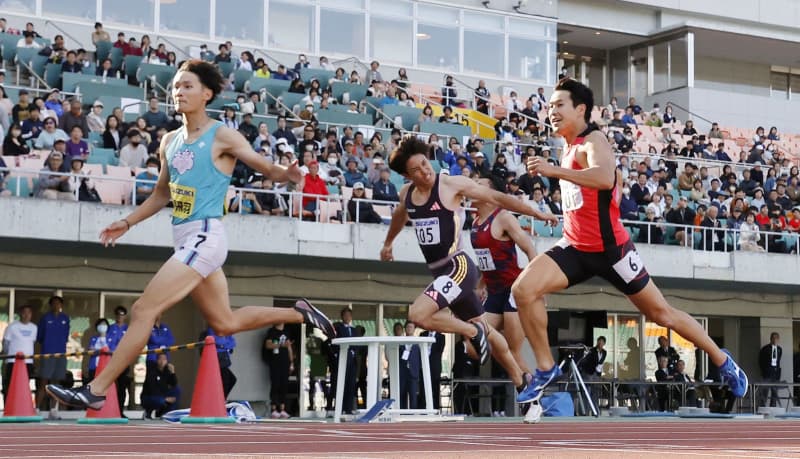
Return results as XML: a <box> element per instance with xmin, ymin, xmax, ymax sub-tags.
<box><xmin>46</xmin><ymin>61</ymin><xmax>337</xmax><ymax>411</ymax></box>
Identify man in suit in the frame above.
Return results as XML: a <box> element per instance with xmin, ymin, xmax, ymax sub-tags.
<box><xmin>654</xmin><ymin>356</ymin><xmax>675</xmax><ymax>411</ymax></box>
<box><xmin>418</xmin><ymin>327</ymin><xmax>446</xmax><ymax>410</ymax></box>
<box><xmin>665</xmin><ymin>196</ymin><xmax>696</xmax><ymax>246</ymax></box>
<box><xmin>759</xmin><ymin>332</ymin><xmax>782</xmax><ymax>407</ymax></box>
<box><xmin>330</xmin><ymin>308</ymin><xmax>357</xmax><ymax>414</ymax></box>
<box><xmin>579</xmin><ymin>336</ymin><xmax>607</xmax><ymax>379</ymax></box>
<box><xmin>399</xmin><ymin>321</ymin><xmax>421</xmax><ymax>410</ymax></box>
<box><xmin>654</xmin><ymin>336</ymin><xmax>680</xmax><ymax>375</ymax></box>
<box><xmin>673</xmin><ymin>360</ymin><xmax>696</xmax><ymax>407</ymax></box>
<box><xmin>701</xmin><ymin>205</ymin><xmax>729</xmax><ymax>251</ymax></box>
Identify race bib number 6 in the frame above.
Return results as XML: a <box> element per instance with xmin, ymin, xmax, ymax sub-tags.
<box><xmin>432</xmin><ymin>275</ymin><xmax>462</xmax><ymax>304</ymax></box>
<box><xmin>414</xmin><ymin>217</ymin><xmax>441</xmax><ymax>246</ymax></box>
<box><xmin>612</xmin><ymin>249</ymin><xmax>644</xmax><ymax>284</ymax></box>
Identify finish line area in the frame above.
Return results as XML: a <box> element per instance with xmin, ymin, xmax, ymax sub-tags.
<box><xmin>3</xmin><ymin>418</ymin><xmax>800</xmax><ymax>459</ymax></box>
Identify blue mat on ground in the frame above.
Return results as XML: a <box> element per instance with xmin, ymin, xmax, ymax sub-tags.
<box><xmin>355</xmin><ymin>399</ymin><xmax>394</xmax><ymax>423</ymax></box>
<box><xmin>678</xmin><ymin>413</ymin><xmax>735</xmax><ymax>419</ymax></box>
<box><xmin>775</xmin><ymin>413</ymin><xmax>800</xmax><ymax>418</ymax></box>
<box><xmin>621</xmin><ymin>411</ymin><xmax>678</xmax><ymax>417</ymax></box>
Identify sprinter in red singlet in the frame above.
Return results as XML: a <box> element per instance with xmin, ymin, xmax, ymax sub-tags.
<box><xmin>471</xmin><ymin>177</ymin><xmax>534</xmax><ymax>375</ymax></box>
<box><xmin>381</xmin><ymin>137</ymin><xmax>557</xmax><ymax>400</ymax></box>
<box><xmin>513</xmin><ymin>79</ymin><xmax>749</xmax><ymax>404</ymax></box>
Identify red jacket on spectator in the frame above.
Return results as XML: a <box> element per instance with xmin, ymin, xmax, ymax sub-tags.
<box><xmin>302</xmin><ymin>170</ymin><xmax>329</xmax><ymax>207</ymax></box>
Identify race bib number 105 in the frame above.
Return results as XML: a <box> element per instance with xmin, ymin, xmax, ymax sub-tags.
<box><xmin>414</xmin><ymin>217</ymin><xmax>441</xmax><ymax>246</ymax></box>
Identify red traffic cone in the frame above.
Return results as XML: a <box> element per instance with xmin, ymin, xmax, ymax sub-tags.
<box><xmin>181</xmin><ymin>336</ymin><xmax>234</xmax><ymax>424</ymax></box>
<box><xmin>78</xmin><ymin>347</ymin><xmax>128</xmax><ymax>424</ymax></box>
<box><xmin>0</xmin><ymin>352</ymin><xmax>42</xmax><ymax>422</ymax></box>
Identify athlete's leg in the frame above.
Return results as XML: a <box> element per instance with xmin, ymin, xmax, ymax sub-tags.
<box><xmin>91</xmin><ymin>259</ymin><xmax>205</xmax><ymax>395</ymax></box>
<box><xmin>408</xmin><ymin>294</ymin><xmax>477</xmax><ymax>338</ymax></box>
<box><xmin>484</xmin><ymin>312</ymin><xmax>503</xmax><ymax>332</ymax></box>
<box><xmin>627</xmin><ymin>280</ymin><xmax>726</xmax><ymax>366</ymax></box>
<box><xmin>503</xmin><ymin>311</ymin><xmax>531</xmax><ymax>374</ymax></box>
<box><xmin>190</xmin><ymin>270</ymin><xmax>304</xmax><ymax>335</ymax></box>
<box><xmin>512</xmin><ymin>254</ymin><xmax>569</xmax><ymax>372</ymax></box>
<box><xmin>478</xmin><ymin>316</ymin><xmax>523</xmax><ymax>386</ymax></box>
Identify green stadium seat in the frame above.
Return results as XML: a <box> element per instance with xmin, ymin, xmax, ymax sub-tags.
<box><xmin>1</xmin><ymin>32</ymin><xmax>19</xmax><ymax>66</ymax></box>
<box><xmin>108</xmin><ymin>47</ymin><xmax>123</xmax><ymax>72</ymax></box>
<box><xmin>315</xmin><ymin>110</ymin><xmax>373</xmax><ymax>128</ymax></box>
<box><xmin>95</xmin><ymin>40</ymin><xmax>113</xmax><ymax>63</ymax></box>
<box><xmin>299</xmin><ymin>68</ymin><xmax>335</xmax><ymax>85</ymax></box>
<box><xmin>331</xmin><ymin>82</ymin><xmax>368</xmax><ymax>104</ymax></box>
<box><xmin>551</xmin><ymin>221</ymin><xmax>564</xmax><ymax>238</ymax></box>
<box><xmin>382</xmin><ymin>105</ymin><xmax>422</xmax><ymax>131</ymax></box>
<box><xmin>136</xmin><ymin>63</ymin><xmax>176</xmax><ymax>90</ymax></box>
<box><xmin>420</xmin><ymin>121</ymin><xmax>471</xmax><ymax>144</ymax></box>
<box><xmin>278</xmin><ymin>92</ymin><xmax>306</xmax><ymax>112</ymax></box>
<box><xmin>63</xmin><ymin>72</ymin><xmax>127</xmax><ymax>92</ymax></box>
<box><xmin>14</xmin><ymin>47</ymin><xmax>37</xmax><ymax>68</ymax></box>
<box><xmin>217</xmin><ymin>61</ymin><xmax>234</xmax><ymax>78</ymax></box>
<box><xmin>232</xmin><ymin>69</ymin><xmax>252</xmax><ymax>92</ymax></box>
<box><xmin>88</xmin><ymin>131</ymin><xmax>103</xmax><ymax>147</ymax></box>
<box><xmin>533</xmin><ymin>220</ymin><xmax>551</xmax><ymax>237</ymax></box>
<box><xmin>124</xmin><ymin>55</ymin><xmax>143</xmax><ymax>80</ymax></box>
<box><xmin>44</xmin><ymin>63</ymin><xmax>62</xmax><ymax>89</ymax></box>
<box><xmin>87</xmin><ymin>147</ymin><xmax>118</xmax><ymax>171</ymax></box>
<box><xmin>6</xmin><ymin>176</ymin><xmax>32</xmax><ymax>197</ymax></box>
<box><xmin>76</xmin><ymin>82</ymin><xmax>145</xmax><ymax>104</ymax></box>
<box><xmin>82</xmin><ymin>62</ymin><xmax>97</xmax><ymax>75</ymax></box>
<box><xmin>245</xmin><ymin>77</ymin><xmax>290</xmax><ymax>96</ymax></box>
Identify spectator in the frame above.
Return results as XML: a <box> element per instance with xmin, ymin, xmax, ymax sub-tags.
<box><xmin>654</xmin><ymin>336</ymin><xmax>680</xmax><ymax>375</ymax></box>
<box><xmin>665</xmin><ymin>196</ymin><xmax>695</xmax><ymax>245</ymax></box>
<box><xmin>1</xmin><ymin>305</ymin><xmax>36</xmax><ymax>403</ymax></box>
<box><xmin>34</xmin><ymin>117</ymin><xmax>68</xmax><ymax>150</ymax></box>
<box><xmin>372</xmin><ymin>166</ymin><xmax>399</xmax><ymax>202</ymax></box>
<box><xmin>343</xmin><ymin>157</ymin><xmax>368</xmax><ymax>187</ymax></box>
<box><xmin>474</xmin><ymin>80</ymin><xmax>490</xmax><ymax>114</ymax></box>
<box><xmin>273</xmin><ymin>64</ymin><xmax>290</xmax><ymax>80</ymax></box>
<box><xmin>739</xmin><ymin>211</ymin><xmax>764</xmax><ymax>252</ymax></box>
<box><xmin>229</xmin><ymin>184</ymin><xmax>266</xmax><ymax>215</ymax></box>
<box><xmin>759</xmin><ymin>332</ymin><xmax>782</xmax><ymax>407</ymax></box>
<box><xmin>621</xmin><ymin>107</ymin><xmax>637</xmax><ymax>126</ymax></box>
<box><xmin>365</xmin><ymin>152</ymin><xmax>383</xmax><ymax>183</ymax></box>
<box><xmin>213</xmin><ymin>43</ymin><xmax>230</xmax><ymax>63</ymax></box>
<box><xmin>654</xmin><ymin>355</ymin><xmax>675</xmax><ymax>411</ymax></box>
<box><xmin>365</xmin><ymin>60</ymin><xmax>382</xmax><ymax>83</ymax></box>
<box><xmin>91</xmin><ymin>22</ymin><xmax>110</xmax><ymax>44</ymax></box>
<box><xmin>107</xmin><ymin>305</ymin><xmax>131</xmax><ymax>415</ymax></box>
<box><xmin>398</xmin><ymin>321</ymin><xmax>421</xmax><ymax>410</ymax></box>
<box><xmin>119</xmin><ymin>130</ymin><xmax>148</xmax><ymax>168</ymax></box>
<box><xmin>102</xmin><ymin>115</ymin><xmax>122</xmax><ymax>151</ymax></box>
<box><xmin>95</xmin><ymin>58</ymin><xmax>115</xmax><ymax>78</ymax></box>
<box><xmin>142</xmin><ymin>97</ymin><xmax>168</xmax><ymax>133</ymax></box>
<box><xmin>264</xmin><ymin>323</ymin><xmax>293</xmax><ymax>418</ymax></box>
<box><xmin>768</xmin><ymin>126</ymin><xmax>780</xmax><ymax>141</ymax></box>
<box><xmin>673</xmin><ymin>360</ymin><xmax>697</xmax><ymax>406</ymax></box>
<box><xmin>3</xmin><ymin>123</ymin><xmax>30</xmax><ymax>156</ymax></box>
<box><xmin>64</xmin><ymin>125</ymin><xmax>89</xmax><ymax>160</ymax></box>
<box><xmin>36</xmin><ymin>296</ymin><xmax>70</xmax><ymax>419</ymax></box>
<box><xmin>701</xmin><ymin>205</ymin><xmax>728</xmax><ymax>251</ymax></box>
<box><xmin>85</xmin><ymin>319</ymin><xmax>110</xmax><ymax>382</ymax></box>
<box><xmin>200</xmin><ymin>326</ymin><xmax>237</xmax><ymax>399</ymax></box>
<box><xmin>236</xmin><ymin>113</ymin><xmax>257</xmax><ymax>145</ymax></box>
<box><xmin>441</xmin><ymin>75</ymin><xmax>458</xmax><ymax>107</ymax></box>
<box><xmin>331</xmin><ymin>308</ymin><xmax>358</xmax><ymax>414</ymax></box>
<box><xmin>320</xmin><ymin>151</ymin><xmax>345</xmax><ymax>187</ymax></box>
<box><xmin>135</xmin><ymin>157</ymin><xmax>160</xmax><ymax>205</ymax></box>
<box><xmin>68</xmin><ymin>156</ymin><xmax>100</xmax><ymax>202</ymax></box>
<box><xmin>35</xmin><ymin>151</ymin><xmax>73</xmax><ymax>200</ymax></box>
<box><xmin>146</xmin><ymin>315</ymin><xmax>174</xmax><ymax>377</ymax></box>
<box><xmin>86</xmin><ymin>100</ymin><xmax>105</xmax><ymax>133</ymax></box>
<box><xmin>620</xmin><ymin>185</ymin><xmax>639</xmax><ymax>221</ymax></box>
<box><xmin>60</xmin><ymin>50</ymin><xmax>81</xmax><ymax>73</ymax></box>
<box><xmin>631</xmin><ymin>172</ymin><xmax>651</xmax><ymax>205</ymax></box>
<box><xmin>637</xmin><ymin>208</ymin><xmax>664</xmax><ymax>244</ymax></box>
<box><xmin>12</xmin><ymin>90</ymin><xmax>31</xmax><ymax>125</ymax></box>
<box><xmin>272</xmin><ymin>116</ymin><xmax>297</xmax><ymax>148</ymax></box>
<box><xmin>682</xmin><ymin>120</ymin><xmax>697</xmax><ymax>135</ymax></box>
<box><xmin>347</xmin><ymin>182</ymin><xmax>382</xmax><ymax>223</ymax></box>
<box><xmin>141</xmin><ymin>353</ymin><xmax>180</xmax><ymax>419</ymax></box>
<box><xmin>300</xmin><ymin>161</ymin><xmax>328</xmax><ymax>218</ymax></box>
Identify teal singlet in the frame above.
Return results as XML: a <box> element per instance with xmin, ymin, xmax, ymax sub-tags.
<box><xmin>165</xmin><ymin>121</ymin><xmax>231</xmax><ymax>225</ymax></box>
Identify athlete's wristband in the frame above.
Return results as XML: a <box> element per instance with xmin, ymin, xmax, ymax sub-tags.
<box><xmin>122</xmin><ymin>218</ymin><xmax>132</xmax><ymax>230</ymax></box>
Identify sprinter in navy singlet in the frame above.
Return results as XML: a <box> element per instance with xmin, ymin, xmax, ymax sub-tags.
<box><xmin>382</xmin><ymin>136</ymin><xmax>557</xmax><ymax>403</ymax></box>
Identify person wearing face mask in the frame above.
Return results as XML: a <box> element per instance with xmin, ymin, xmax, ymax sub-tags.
<box><xmin>3</xmin><ymin>123</ymin><xmax>30</xmax><ymax>156</ymax></box>
<box><xmin>620</xmin><ymin>183</ymin><xmax>639</xmax><ymax>222</ymax></box>
<box><xmin>135</xmin><ymin>157</ymin><xmax>161</xmax><ymax>204</ymax></box>
<box><xmin>119</xmin><ymin>130</ymin><xmax>149</xmax><ymax>169</ymax></box>
<box><xmin>85</xmin><ymin>319</ymin><xmax>110</xmax><ymax>383</ymax></box>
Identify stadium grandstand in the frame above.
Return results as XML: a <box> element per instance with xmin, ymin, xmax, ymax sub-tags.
<box><xmin>0</xmin><ymin>0</ymin><xmax>799</xmax><ymax>429</ymax></box>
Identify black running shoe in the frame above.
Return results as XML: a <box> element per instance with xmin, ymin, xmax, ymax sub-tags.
<box><xmin>46</xmin><ymin>384</ymin><xmax>106</xmax><ymax>410</ymax></box>
<box><xmin>295</xmin><ymin>298</ymin><xmax>336</xmax><ymax>339</ymax></box>
<box><xmin>470</xmin><ymin>322</ymin><xmax>491</xmax><ymax>365</ymax></box>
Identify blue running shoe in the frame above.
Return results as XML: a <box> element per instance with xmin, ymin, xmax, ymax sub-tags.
<box><xmin>516</xmin><ymin>365</ymin><xmax>562</xmax><ymax>404</ymax></box>
<box><xmin>719</xmin><ymin>349</ymin><xmax>748</xmax><ymax>398</ymax></box>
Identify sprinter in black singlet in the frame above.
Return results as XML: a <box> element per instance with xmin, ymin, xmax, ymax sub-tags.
<box><xmin>382</xmin><ymin>137</ymin><xmax>557</xmax><ymax>395</ymax></box>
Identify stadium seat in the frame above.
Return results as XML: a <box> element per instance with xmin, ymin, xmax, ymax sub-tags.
<box><xmin>6</xmin><ymin>176</ymin><xmax>32</xmax><ymax>197</ymax></box>
<box><xmin>95</xmin><ymin>40</ymin><xmax>113</xmax><ymax>62</ymax></box>
<box><xmin>87</xmin><ymin>148</ymin><xmax>118</xmax><ymax>171</ymax></box>
<box><xmin>331</xmin><ymin>82</ymin><xmax>368</xmax><ymax>104</ymax></box>
<box><xmin>382</xmin><ymin>105</ymin><xmax>422</xmax><ymax>131</ymax></box>
<box><xmin>124</xmin><ymin>55</ymin><xmax>143</xmax><ymax>80</ymax></box>
<box><xmin>44</xmin><ymin>63</ymin><xmax>62</xmax><ymax>89</ymax></box>
<box><xmin>533</xmin><ymin>220</ymin><xmax>551</xmax><ymax>237</ymax></box>
<box><xmin>63</xmin><ymin>72</ymin><xmax>127</xmax><ymax>92</ymax></box>
<box><xmin>136</xmin><ymin>63</ymin><xmax>176</xmax><ymax>91</ymax></box>
<box><xmin>315</xmin><ymin>110</ymin><xmax>372</xmax><ymax>128</ymax></box>
<box><xmin>299</xmin><ymin>68</ymin><xmax>335</xmax><ymax>86</ymax></box>
<box><xmin>232</xmin><ymin>69</ymin><xmax>252</xmax><ymax>92</ymax></box>
<box><xmin>108</xmin><ymin>47</ymin><xmax>123</xmax><ymax>72</ymax></box>
<box><xmin>245</xmin><ymin>77</ymin><xmax>290</xmax><ymax>96</ymax></box>
<box><xmin>30</xmin><ymin>54</ymin><xmax>49</xmax><ymax>79</ymax></box>
<box><xmin>1</xmin><ymin>32</ymin><xmax>19</xmax><ymax>66</ymax></box>
<box><xmin>551</xmin><ymin>221</ymin><xmax>564</xmax><ymax>238</ymax></box>
<box><xmin>14</xmin><ymin>47</ymin><xmax>37</xmax><ymax>70</ymax></box>
<box><xmin>217</xmin><ymin>61</ymin><xmax>234</xmax><ymax>78</ymax></box>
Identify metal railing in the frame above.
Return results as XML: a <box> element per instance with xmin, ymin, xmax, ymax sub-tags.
<box><xmin>45</xmin><ymin>20</ymin><xmax>86</xmax><ymax>51</ymax></box>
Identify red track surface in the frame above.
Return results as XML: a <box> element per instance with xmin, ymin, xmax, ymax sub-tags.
<box><xmin>2</xmin><ymin>419</ymin><xmax>800</xmax><ymax>458</ymax></box>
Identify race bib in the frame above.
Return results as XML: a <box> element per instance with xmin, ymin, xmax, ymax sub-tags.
<box><xmin>612</xmin><ymin>249</ymin><xmax>644</xmax><ymax>284</ymax></box>
<box><xmin>432</xmin><ymin>275</ymin><xmax>462</xmax><ymax>304</ymax></box>
<box><xmin>414</xmin><ymin>217</ymin><xmax>441</xmax><ymax>246</ymax></box>
<box><xmin>561</xmin><ymin>180</ymin><xmax>584</xmax><ymax>212</ymax></box>
<box><xmin>170</xmin><ymin>183</ymin><xmax>197</xmax><ymax>220</ymax></box>
<box><xmin>474</xmin><ymin>248</ymin><xmax>496</xmax><ymax>271</ymax></box>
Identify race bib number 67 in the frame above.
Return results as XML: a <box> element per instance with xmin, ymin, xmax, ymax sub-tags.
<box><xmin>612</xmin><ymin>249</ymin><xmax>644</xmax><ymax>284</ymax></box>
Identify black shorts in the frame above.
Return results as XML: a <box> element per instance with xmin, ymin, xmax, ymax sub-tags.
<box><xmin>483</xmin><ymin>288</ymin><xmax>517</xmax><ymax>314</ymax></box>
<box><xmin>423</xmin><ymin>252</ymin><xmax>483</xmax><ymax>322</ymax></box>
<box><xmin>546</xmin><ymin>238</ymin><xmax>650</xmax><ymax>296</ymax></box>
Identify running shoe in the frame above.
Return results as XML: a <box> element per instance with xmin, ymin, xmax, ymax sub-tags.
<box><xmin>516</xmin><ymin>365</ymin><xmax>562</xmax><ymax>404</ymax></box>
<box><xmin>719</xmin><ymin>348</ymin><xmax>749</xmax><ymax>398</ymax></box>
<box><xmin>46</xmin><ymin>384</ymin><xmax>106</xmax><ymax>410</ymax></box>
<box><xmin>470</xmin><ymin>322</ymin><xmax>490</xmax><ymax>365</ymax></box>
<box><xmin>294</xmin><ymin>299</ymin><xmax>336</xmax><ymax>339</ymax></box>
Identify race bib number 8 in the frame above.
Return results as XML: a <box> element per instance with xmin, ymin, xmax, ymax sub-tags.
<box><xmin>414</xmin><ymin>217</ymin><xmax>441</xmax><ymax>246</ymax></box>
<box><xmin>169</xmin><ymin>183</ymin><xmax>197</xmax><ymax>220</ymax></box>
<box><xmin>561</xmin><ymin>180</ymin><xmax>584</xmax><ymax>212</ymax></box>
<box><xmin>432</xmin><ymin>275</ymin><xmax>462</xmax><ymax>304</ymax></box>
<box><xmin>474</xmin><ymin>248</ymin><xmax>496</xmax><ymax>271</ymax></box>
<box><xmin>612</xmin><ymin>249</ymin><xmax>644</xmax><ymax>284</ymax></box>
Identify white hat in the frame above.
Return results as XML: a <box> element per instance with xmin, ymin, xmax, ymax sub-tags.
<box><xmin>353</xmin><ymin>182</ymin><xmax>365</xmax><ymax>190</ymax></box>
<box><xmin>474</xmin><ymin>152</ymin><xmax>485</xmax><ymax>158</ymax></box>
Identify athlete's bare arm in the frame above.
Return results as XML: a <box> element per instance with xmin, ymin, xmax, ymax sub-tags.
<box><xmin>218</xmin><ymin>126</ymin><xmax>303</xmax><ymax>184</ymax></box>
<box><xmin>497</xmin><ymin>211</ymin><xmax>537</xmax><ymax>260</ymax></box>
<box><xmin>99</xmin><ymin>131</ymin><xmax>175</xmax><ymax>247</ymax></box>
<box><xmin>448</xmin><ymin>175</ymin><xmax>559</xmax><ymax>225</ymax></box>
<box><xmin>528</xmin><ymin>130</ymin><xmax>616</xmax><ymax>190</ymax></box>
<box><xmin>380</xmin><ymin>184</ymin><xmax>411</xmax><ymax>261</ymax></box>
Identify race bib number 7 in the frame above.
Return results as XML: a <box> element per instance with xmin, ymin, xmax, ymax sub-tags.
<box><xmin>474</xmin><ymin>248</ymin><xmax>496</xmax><ymax>271</ymax></box>
<box><xmin>612</xmin><ymin>249</ymin><xmax>644</xmax><ymax>284</ymax></box>
<box><xmin>561</xmin><ymin>180</ymin><xmax>584</xmax><ymax>212</ymax></box>
<box><xmin>414</xmin><ymin>217</ymin><xmax>441</xmax><ymax>246</ymax></box>
<box><xmin>169</xmin><ymin>183</ymin><xmax>197</xmax><ymax>220</ymax></box>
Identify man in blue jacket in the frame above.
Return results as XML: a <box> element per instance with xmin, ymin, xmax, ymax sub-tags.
<box><xmin>107</xmin><ymin>305</ymin><xmax>131</xmax><ymax>415</ymax></box>
<box><xmin>36</xmin><ymin>296</ymin><xmax>70</xmax><ymax>418</ymax></box>
<box><xmin>146</xmin><ymin>315</ymin><xmax>174</xmax><ymax>381</ymax></box>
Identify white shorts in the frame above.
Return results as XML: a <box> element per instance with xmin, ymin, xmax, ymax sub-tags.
<box><xmin>171</xmin><ymin>218</ymin><xmax>228</xmax><ymax>278</ymax></box>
